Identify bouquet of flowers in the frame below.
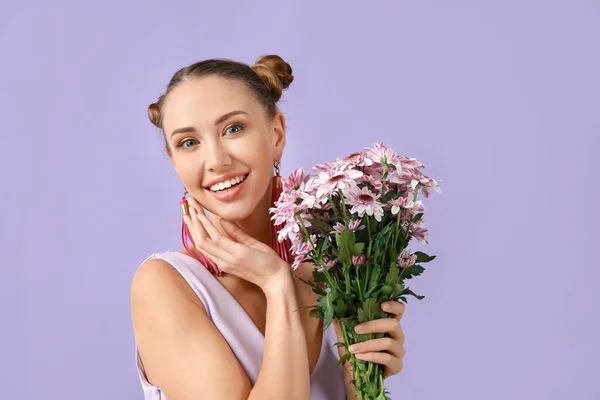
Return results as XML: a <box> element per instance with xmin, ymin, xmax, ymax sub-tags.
<box><xmin>270</xmin><ymin>143</ymin><xmax>441</xmax><ymax>400</ymax></box>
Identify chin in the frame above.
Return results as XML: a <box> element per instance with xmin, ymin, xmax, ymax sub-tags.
<box><xmin>201</xmin><ymin>197</ymin><xmax>256</xmax><ymax>222</ymax></box>
<box><xmin>215</xmin><ymin>207</ymin><xmax>253</xmax><ymax>222</ymax></box>
<box><xmin>200</xmin><ymin>175</ymin><xmax>270</xmax><ymax>222</ymax></box>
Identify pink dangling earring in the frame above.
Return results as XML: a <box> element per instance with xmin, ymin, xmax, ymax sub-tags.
<box><xmin>271</xmin><ymin>161</ymin><xmax>293</xmax><ymax>263</ymax></box>
<box><xmin>180</xmin><ymin>188</ymin><xmax>223</xmax><ymax>276</ymax></box>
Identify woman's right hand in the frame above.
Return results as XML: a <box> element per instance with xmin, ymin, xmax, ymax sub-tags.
<box><xmin>183</xmin><ymin>197</ymin><xmax>292</xmax><ymax>293</ymax></box>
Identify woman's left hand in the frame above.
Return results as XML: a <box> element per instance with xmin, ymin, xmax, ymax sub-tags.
<box><xmin>334</xmin><ymin>301</ymin><xmax>406</xmax><ymax>380</ymax></box>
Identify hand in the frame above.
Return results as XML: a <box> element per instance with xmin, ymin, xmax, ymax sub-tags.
<box><xmin>183</xmin><ymin>197</ymin><xmax>292</xmax><ymax>292</ymax></box>
<box><xmin>333</xmin><ymin>301</ymin><xmax>406</xmax><ymax>381</ymax></box>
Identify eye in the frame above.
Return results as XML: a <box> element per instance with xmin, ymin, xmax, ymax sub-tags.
<box><xmin>224</xmin><ymin>123</ymin><xmax>244</xmax><ymax>135</ymax></box>
<box><xmin>177</xmin><ymin>138</ymin><xmax>199</xmax><ymax>149</ymax></box>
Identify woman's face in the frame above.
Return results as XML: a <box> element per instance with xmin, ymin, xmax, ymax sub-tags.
<box><xmin>162</xmin><ymin>76</ymin><xmax>286</xmax><ymax>221</ymax></box>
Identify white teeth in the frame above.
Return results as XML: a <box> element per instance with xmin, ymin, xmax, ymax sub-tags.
<box><xmin>209</xmin><ymin>174</ymin><xmax>247</xmax><ymax>192</ymax></box>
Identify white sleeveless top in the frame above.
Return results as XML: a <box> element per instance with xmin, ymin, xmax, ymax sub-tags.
<box><xmin>135</xmin><ymin>250</ymin><xmax>346</xmax><ymax>399</ymax></box>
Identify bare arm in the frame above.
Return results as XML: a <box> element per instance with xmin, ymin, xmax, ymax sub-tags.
<box><xmin>249</xmin><ymin>271</ymin><xmax>310</xmax><ymax>400</ymax></box>
<box><xmin>131</xmin><ymin>260</ymin><xmax>310</xmax><ymax>400</ymax></box>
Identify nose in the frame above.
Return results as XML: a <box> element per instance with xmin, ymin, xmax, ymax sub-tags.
<box><xmin>204</xmin><ymin>139</ymin><xmax>232</xmax><ymax>171</ymax></box>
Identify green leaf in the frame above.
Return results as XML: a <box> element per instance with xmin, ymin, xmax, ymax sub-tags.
<box><xmin>391</xmin><ymin>283</ymin><xmax>404</xmax><ymax>298</ymax></box>
<box><xmin>380</xmin><ymin>284</ymin><xmax>393</xmax><ymax>296</ymax></box>
<box><xmin>358</xmin><ymin>297</ymin><xmax>380</xmax><ymax>323</ymax></box>
<box><xmin>311</xmin><ymin>218</ymin><xmax>334</xmax><ymax>234</ymax></box>
<box><xmin>335</xmin><ymin>229</ymin><xmax>355</xmax><ymax>265</ymax></box>
<box><xmin>312</xmin><ymin>269</ymin><xmax>326</xmax><ymax>284</ymax></box>
<box><xmin>369</xmin><ymin>217</ymin><xmax>378</xmax><ymax>233</ymax></box>
<box><xmin>385</xmin><ymin>262</ymin><xmax>400</xmax><ymax>286</ymax></box>
<box><xmin>336</xmin><ymin>352</ymin><xmax>351</xmax><ymax>367</ymax></box>
<box><xmin>357</xmin><ymin>306</ymin><xmax>367</xmax><ymax>323</ymax></box>
<box><xmin>414</xmin><ymin>251</ymin><xmax>436</xmax><ymax>263</ymax></box>
<box><xmin>294</xmin><ymin>274</ymin><xmax>326</xmax><ymax>296</ymax></box>
<box><xmin>320</xmin><ymin>237</ymin><xmax>331</xmax><ymax>253</ymax></box>
<box><xmin>388</xmin><ymin>247</ymin><xmax>399</xmax><ymax>267</ymax></box>
<box><xmin>412</xmin><ymin>213</ymin><xmax>423</xmax><ymax>223</ymax></box>
<box><xmin>308</xmin><ymin>308</ymin><xmax>322</xmax><ymax>318</ymax></box>
<box><xmin>319</xmin><ymin>288</ymin><xmax>337</xmax><ymax>329</ymax></box>
<box><xmin>399</xmin><ymin>264</ymin><xmax>425</xmax><ymax>280</ymax></box>
<box><xmin>333</xmin><ymin>296</ymin><xmax>348</xmax><ymax>317</ymax></box>
<box><xmin>352</xmin><ymin>243</ymin><xmax>365</xmax><ymax>256</ymax></box>
<box><xmin>366</xmin><ymin>264</ymin><xmax>382</xmax><ymax>295</ymax></box>
<box><xmin>402</xmin><ymin>287</ymin><xmax>425</xmax><ymax>300</ymax></box>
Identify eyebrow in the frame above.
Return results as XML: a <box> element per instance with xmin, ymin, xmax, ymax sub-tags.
<box><xmin>169</xmin><ymin>110</ymin><xmax>249</xmax><ymax>138</ymax></box>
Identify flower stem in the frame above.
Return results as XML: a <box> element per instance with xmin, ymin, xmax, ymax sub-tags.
<box><xmin>338</xmin><ymin>189</ymin><xmax>348</xmax><ymax>227</ymax></box>
<box><xmin>298</xmin><ymin>215</ymin><xmax>342</xmax><ymax>293</ymax></box>
<box><xmin>341</xmin><ymin>321</ymin><xmax>365</xmax><ymax>400</ymax></box>
<box><xmin>366</xmin><ymin>215</ymin><xmax>373</xmax><ymax>257</ymax></box>
<box><xmin>381</xmin><ymin>164</ymin><xmax>389</xmax><ymax>199</ymax></box>
<box><xmin>328</xmin><ymin>195</ymin><xmax>340</xmax><ymax>218</ymax></box>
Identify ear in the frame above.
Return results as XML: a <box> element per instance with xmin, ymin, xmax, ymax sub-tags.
<box><xmin>271</xmin><ymin>112</ymin><xmax>287</xmax><ymax>161</ymax></box>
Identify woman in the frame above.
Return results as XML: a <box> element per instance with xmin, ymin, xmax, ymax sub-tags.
<box><xmin>130</xmin><ymin>55</ymin><xmax>407</xmax><ymax>400</ymax></box>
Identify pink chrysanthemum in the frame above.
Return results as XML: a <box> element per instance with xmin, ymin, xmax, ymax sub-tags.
<box><xmin>352</xmin><ymin>255</ymin><xmax>365</xmax><ymax>265</ymax></box>
<box><xmin>411</xmin><ymin>225</ymin><xmax>429</xmax><ymax>244</ymax></box>
<box><xmin>398</xmin><ymin>249</ymin><xmax>417</xmax><ymax>268</ymax></box>
<box><xmin>388</xmin><ymin>197</ymin><xmax>423</xmax><ymax>215</ymax></box>
<box><xmin>314</xmin><ymin>167</ymin><xmax>363</xmax><ymax>203</ymax></box>
<box><xmin>317</xmin><ymin>257</ymin><xmax>339</xmax><ymax>272</ymax></box>
<box><xmin>346</xmin><ymin>186</ymin><xmax>384</xmax><ymax>222</ymax></box>
<box><xmin>348</xmin><ymin>218</ymin><xmax>365</xmax><ymax>231</ymax></box>
<box><xmin>282</xmin><ymin>168</ymin><xmax>311</xmax><ymax>192</ymax></box>
<box><xmin>290</xmin><ymin>235</ymin><xmax>317</xmax><ymax>270</ymax></box>
<box><xmin>360</xmin><ymin>174</ymin><xmax>383</xmax><ymax>192</ymax></box>
<box><xmin>364</xmin><ymin>142</ymin><xmax>398</xmax><ymax>165</ymax></box>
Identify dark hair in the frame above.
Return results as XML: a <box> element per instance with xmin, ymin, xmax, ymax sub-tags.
<box><xmin>148</xmin><ymin>55</ymin><xmax>293</xmax><ymax>152</ymax></box>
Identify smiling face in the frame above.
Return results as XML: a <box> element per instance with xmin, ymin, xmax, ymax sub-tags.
<box><xmin>162</xmin><ymin>76</ymin><xmax>286</xmax><ymax>221</ymax></box>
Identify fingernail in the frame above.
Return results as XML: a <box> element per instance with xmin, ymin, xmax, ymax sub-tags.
<box><xmin>354</xmin><ymin>325</ymin><xmax>363</xmax><ymax>333</ymax></box>
<box><xmin>348</xmin><ymin>344</ymin><xmax>359</xmax><ymax>353</ymax></box>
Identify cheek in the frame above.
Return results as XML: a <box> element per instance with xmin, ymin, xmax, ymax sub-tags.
<box><xmin>173</xmin><ymin>157</ymin><xmax>203</xmax><ymax>189</ymax></box>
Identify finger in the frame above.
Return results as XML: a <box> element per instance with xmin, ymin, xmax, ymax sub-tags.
<box><xmin>197</xmin><ymin>214</ymin><xmax>243</xmax><ymax>253</ymax></box>
<box><xmin>189</xmin><ymin>240</ymin><xmax>220</xmax><ymax>265</ymax></box>
<box><xmin>381</xmin><ymin>301</ymin><xmax>406</xmax><ymax>321</ymax></box>
<box><xmin>332</xmin><ymin>320</ymin><xmax>345</xmax><ymax>344</ymax></box>
<box><xmin>348</xmin><ymin>337</ymin><xmax>403</xmax><ymax>357</ymax></box>
<box><xmin>354</xmin><ymin>351</ymin><xmax>403</xmax><ymax>373</ymax></box>
<box><xmin>220</xmin><ymin>219</ymin><xmax>257</xmax><ymax>247</ymax></box>
<box><xmin>355</xmin><ymin>318</ymin><xmax>402</xmax><ymax>339</ymax></box>
<box><xmin>185</xmin><ymin>201</ymin><xmax>210</xmax><ymax>242</ymax></box>
<box><xmin>184</xmin><ymin>212</ymin><xmax>233</xmax><ymax>264</ymax></box>
<box><xmin>186</xmin><ymin>229</ymin><xmax>223</xmax><ymax>262</ymax></box>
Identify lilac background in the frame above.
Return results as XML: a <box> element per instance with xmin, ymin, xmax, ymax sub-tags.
<box><xmin>2</xmin><ymin>1</ymin><xmax>599</xmax><ymax>399</ymax></box>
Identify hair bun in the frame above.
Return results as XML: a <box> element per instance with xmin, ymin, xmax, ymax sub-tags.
<box><xmin>147</xmin><ymin>103</ymin><xmax>160</xmax><ymax>127</ymax></box>
<box><xmin>252</xmin><ymin>55</ymin><xmax>293</xmax><ymax>102</ymax></box>
<box><xmin>147</xmin><ymin>96</ymin><xmax>165</xmax><ymax>128</ymax></box>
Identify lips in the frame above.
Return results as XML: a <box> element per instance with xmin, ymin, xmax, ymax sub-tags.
<box><xmin>205</xmin><ymin>173</ymin><xmax>249</xmax><ymax>202</ymax></box>
<box><xmin>207</xmin><ymin>173</ymin><xmax>249</xmax><ymax>192</ymax></box>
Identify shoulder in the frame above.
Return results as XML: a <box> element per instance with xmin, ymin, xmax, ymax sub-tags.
<box><xmin>130</xmin><ymin>255</ymin><xmax>206</xmax><ymax>320</ymax></box>
<box><xmin>130</xmin><ymin>255</ymin><xmax>252</xmax><ymax>396</ymax></box>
